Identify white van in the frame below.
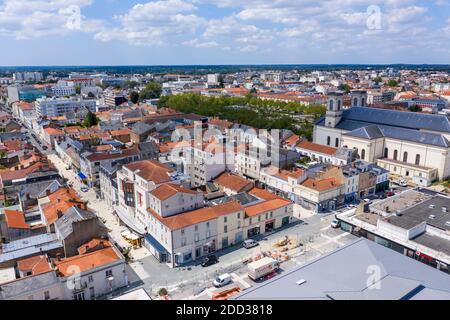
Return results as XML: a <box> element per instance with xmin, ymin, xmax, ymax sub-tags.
<box><xmin>213</xmin><ymin>273</ymin><xmax>232</xmax><ymax>288</ymax></box>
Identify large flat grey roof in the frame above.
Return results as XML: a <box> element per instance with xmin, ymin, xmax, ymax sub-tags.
<box><xmin>232</xmin><ymin>238</ymin><xmax>450</xmax><ymax>300</ymax></box>
<box><xmin>388</xmin><ymin>195</ymin><xmax>450</xmax><ymax>231</ymax></box>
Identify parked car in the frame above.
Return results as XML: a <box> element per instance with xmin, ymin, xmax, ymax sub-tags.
<box><xmin>385</xmin><ymin>191</ymin><xmax>395</xmax><ymax>197</ymax></box>
<box><xmin>213</xmin><ymin>273</ymin><xmax>232</xmax><ymax>288</ymax></box>
<box><xmin>243</xmin><ymin>239</ymin><xmax>259</xmax><ymax>249</ymax></box>
<box><xmin>81</xmin><ymin>187</ymin><xmax>89</xmax><ymax>192</ymax></box>
<box><xmin>331</xmin><ymin>219</ymin><xmax>341</xmax><ymax>229</ymax></box>
<box><xmin>398</xmin><ymin>179</ymin><xmax>408</xmax><ymax>187</ymax></box>
<box><xmin>201</xmin><ymin>255</ymin><xmax>219</xmax><ymax>267</ymax></box>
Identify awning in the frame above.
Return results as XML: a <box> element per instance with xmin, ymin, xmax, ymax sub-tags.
<box><xmin>144</xmin><ymin>233</ymin><xmax>168</xmax><ymax>254</ymax></box>
<box><xmin>77</xmin><ymin>171</ymin><xmax>87</xmax><ymax>180</ymax></box>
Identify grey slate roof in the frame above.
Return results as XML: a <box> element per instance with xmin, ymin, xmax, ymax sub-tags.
<box><xmin>316</xmin><ymin>107</ymin><xmax>450</xmax><ymax>134</ymax></box>
<box><xmin>54</xmin><ymin>206</ymin><xmax>97</xmax><ymax>240</ymax></box>
<box><xmin>0</xmin><ymin>234</ymin><xmax>62</xmax><ymax>263</ymax></box>
<box><xmin>19</xmin><ymin>179</ymin><xmax>62</xmax><ymax>200</ymax></box>
<box><xmin>131</xmin><ymin>121</ymin><xmax>152</xmax><ymax>135</ymax></box>
<box><xmin>231</xmin><ymin>238</ymin><xmax>450</xmax><ymax>300</ymax></box>
<box><xmin>343</xmin><ymin>124</ymin><xmax>450</xmax><ymax>147</ymax></box>
<box><xmin>342</xmin><ymin>107</ymin><xmax>450</xmax><ymax>133</ymax></box>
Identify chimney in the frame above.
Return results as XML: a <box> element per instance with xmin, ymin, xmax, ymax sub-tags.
<box><xmin>26</xmin><ymin>193</ymin><xmax>30</xmax><ymax>200</ymax></box>
<box><xmin>56</xmin><ymin>209</ymin><xmax>63</xmax><ymax>218</ymax></box>
<box><xmin>56</xmin><ymin>253</ymin><xmax>61</xmax><ymax>261</ymax></box>
<box><xmin>46</xmin><ymin>189</ymin><xmax>51</xmax><ymax>196</ymax></box>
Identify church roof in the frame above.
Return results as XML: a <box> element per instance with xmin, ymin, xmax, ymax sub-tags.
<box><xmin>344</xmin><ymin>124</ymin><xmax>450</xmax><ymax>148</ymax></box>
<box><xmin>316</xmin><ymin>107</ymin><xmax>450</xmax><ymax>133</ymax></box>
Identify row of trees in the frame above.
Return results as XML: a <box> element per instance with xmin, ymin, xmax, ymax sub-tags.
<box><xmin>157</xmin><ymin>93</ymin><xmax>326</xmax><ymax>139</ymax></box>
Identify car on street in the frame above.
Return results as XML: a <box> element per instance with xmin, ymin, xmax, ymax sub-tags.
<box><xmin>201</xmin><ymin>255</ymin><xmax>219</xmax><ymax>267</ymax></box>
<box><xmin>213</xmin><ymin>273</ymin><xmax>232</xmax><ymax>288</ymax></box>
<box><xmin>398</xmin><ymin>179</ymin><xmax>408</xmax><ymax>187</ymax></box>
<box><xmin>331</xmin><ymin>219</ymin><xmax>341</xmax><ymax>228</ymax></box>
<box><xmin>385</xmin><ymin>191</ymin><xmax>395</xmax><ymax>197</ymax></box>
<box><xmin>81</xmin><ymin>187</ymin><xmax>89</xmax><ymax>192</ymax></box>
<box><xmin>243</xmin><ymin>239</ymin><xmax>259</xmax><ymax>249</ymax></box>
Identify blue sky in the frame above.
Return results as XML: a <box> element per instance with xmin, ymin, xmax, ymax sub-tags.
<box><xmin>0</xmin><ymin>0</ymin><xmax>449</xmax><ymax>66</ymax></box>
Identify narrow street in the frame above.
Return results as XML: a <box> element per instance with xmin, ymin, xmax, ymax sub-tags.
<box><xmin>47</xmin><ymin>153</ymin><xmax>139</xmax><ymax>251</ymax></box>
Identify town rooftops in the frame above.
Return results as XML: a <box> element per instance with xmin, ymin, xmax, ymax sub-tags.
<box><xmin>17</xmin><ymin>255</ymin><xmax>52</xmax><ymax>276</ymax></box>
<box><xmin>54</xmin><ymin>206</ymin><xmax>97</xmax><ymax>240</ymax></box>
<box><xmin>148</xmin><ymin>201</ymin><xmax>243</xmax><ymax>231</ymax></box>
<box><xmin>245</xmin><ymin>198</ymin><xmax>292</xmax><ymax>217</ymax></box>
<box><xmin>295</xmin><ymin>139</ymin><xmax>337</xmax><ymax>155</ymax></box>
<box><xmin>54</xmin><ymin>245</ymin><xmax>122</xmax><ymax>277</ymax></box>
<box><xmin>301</xmin><ymin>177</ymin><xmax>342</xmax><ymax>192</ymax></box>
<box><xmin>124</xmin><ymin>159</ymin><xmax>173</xmax><ymax>183</ymax></box>
<box><xmin>232</xmin><ymin>238</ymin><xmax>450</xmax><ymax>300</ymax></box>
<box><xmin>40</xmin><ymin>187</ymin><xmax>82</xmax><ymax>226</ymax></box>
<box><xmin>150</xmin><ymin>183</ymin><xmax>199</xmax><ymax>201</ymax></box>
<box><xmin>213</xmin><ymin>172</ymin><xmax>254</xmax><ymax>193</ymax></box>
<box><xmin>84</xmin><ymin>147</ymin><xmax>139</xmax><ymax>162</ymax></box>
<box><xmin>3</xmin><ymin>209</ymin><xmax>30</xmax><ymax>229</ymax></box>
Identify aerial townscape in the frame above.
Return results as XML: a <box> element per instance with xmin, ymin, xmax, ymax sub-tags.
<box><xmin>0</xmin><ymin>0</ymin><xmax>449</xmax><ymax>306</ymax></box>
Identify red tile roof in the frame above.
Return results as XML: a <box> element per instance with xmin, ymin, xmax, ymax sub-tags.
<box><xmin>124</xmin><ymin>160</ymin><xmax>173</xmax><ymax>183</ymax></box>
<box><xmin>296</xmin><ymin>139</ymin><xmax>337</xmax><ymax>155</ymax></box>
<box><xmin>55</xmin><ymin>246</ymin><xmax>121</xmax><ymax>277</ymax></box>
<box><xmin>148</xmin><ymin>201</ymin><xmax>243</xmax><ymax>231</ymax></box>
<box><xmin>214</xmin><ymin>172</ymin><xmax>253</xmax><ymax>193</ymax></box>
<box><xmin>150</xmin><ymin>183</ymin><xmax>198</xmax><ymax>201</ymax></box>
<box><xmin>17</xmin><ymin>255</ymin><xmax>52</xmax><ymax>276</ymax></box>
<box><xmin>245</xmin><ymin>198</ymin><xmax>291</xmax><ymax>217</ymax></box>
<box><xmin>4</xmin><ymin>209</ymin><xmax>29</xmax><ymax>229</ymax></box>
<box><xmin>301</xmin><ymin>177</ymin><xmax>342</xmax><ymax>191</ymax></box>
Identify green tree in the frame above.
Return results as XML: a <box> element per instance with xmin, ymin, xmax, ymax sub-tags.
<box><xmin>386</xmin><ymin>79</ymin><xmax>398</xmax><ymax>87</ymax></box>
<box><xmin>83</xmin><ymin>111</ymin><xmax>99</xmax><ymax>128</ymax></box>
<box><xmin>338</xmin><ymin>83</ymin><xmax>351</xmax><ymax>93</ymax></box>
<box><xmin>373</xmin><ymin>76</ymin><xmax>383</xmax><ymax>84</ymax></box>
<box><xmin>87</xmin><ymin>92</ymin><xmax>95</xmax><ymax>98</ymax></box>
<box><xmin>140</xmin><ymin>82</ymin><xmax>162</xmax><ymax>100</ymax></box>
<box><xmin>75</xmin><ymin>85</ymin><xmax>81</xmax><ymax>94</ymax></box>
<box><xmin>130</xmin><ymin>91</ymin><xmax>140</xmax><ymax>104</ymax></box>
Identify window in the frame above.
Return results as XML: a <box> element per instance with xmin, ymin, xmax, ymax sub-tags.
<box><xmin>224</xmin><ymin>217</ymin><xmax>227</xmax><ymax>223</ymax></box>
<box><xmin>327</xmin><ymin>136</ymin><xmax>331</xmax><ymax>146</ymax></box>
<box><xmin>337</xmin><ymin>100</ymin><xmax>341</xmax><ymax>110</ymax></box>
<box><xmin>137</xmin><ymin>192</ymin><xmax>142</xmax><ymax>207</ymax></box>
<box><xmin>361</xmin><ymin>149</ymin><xmax>366</xmax><ymax>160</ymax></box>
<box><xmin>329</xmin><ymin>99</ymin><xmax>334</xmax><ymax>110</ymax></box>
<box><xmin>403</xmin><ymin>152</ymin><xmax>408</xmax><ymax>163</ymax></box>
<box><xmin>237</xmin><ymin>212</ymin><xmax>240</xmax><ymax>219</ymax></box>
<box><xmin>105</xmin><ymin>270</ymin><xmax>113</xmax><ymax>278</ymax></box>
<box><xmin>361</xmin><ymin>98</ymin><xmax>365</xmax><ymax>106</ymax></box>
<box><xmin>181</xmin><ymin>229</ymin><xmax>185</xmax><ymax>235</ymax></box>
<box><xmin>384</xmin><ymin>148</ymin><xmax>388</xmax><ymax>158</ymax></box>
<box><xmin>88</xmin><ymin>275</ymin><xmax>94</xmax><ymax>283</ymax></box>
<box><xmin>44</xmin><ymin>291</ymin><xmax>50</xmax><ymax>300</ymax></box>
<box><xmin>353</xmin><ymin>97</ymin><xmax>358</xmax><ymax>107</ymax></box>
<box><xmin>415</xmin><ymin>154</ymin><xmax>420</xmax><ymax>165</ymax></box>
<box><xmin>335</xmin><ymin>138</ymin><xmax>339</xmax><ymax>147</ymax></box>
<box><xmin>195</xmin><ymin>225</ymin><xmax>198</xmax><ymax>231</ymax></box>
<box><xmin>393</xmin><ymin>150</ymin><xmax>398</xmax><ymax>161</ymax></box>
<box><xmin>206</xmin><ymin>222</ymin><xmax>209</xmax><ymax>228</ymax></box>
<box><xmin>224</xmin><ymin>225</ymin><xmax>228</xmax><ymax>233</ymax></box>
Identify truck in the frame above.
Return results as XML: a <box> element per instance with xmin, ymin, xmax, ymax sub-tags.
<box><xmin>247</xmin><ymin>257</ymin><xmax>279</xmax><ymax>281</ymax></box>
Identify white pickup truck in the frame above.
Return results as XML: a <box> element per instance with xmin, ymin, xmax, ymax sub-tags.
<box><xmin>247</xmin><ymin>257</ymin><xmax>279</xmax><ymax>281</ymax></box>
